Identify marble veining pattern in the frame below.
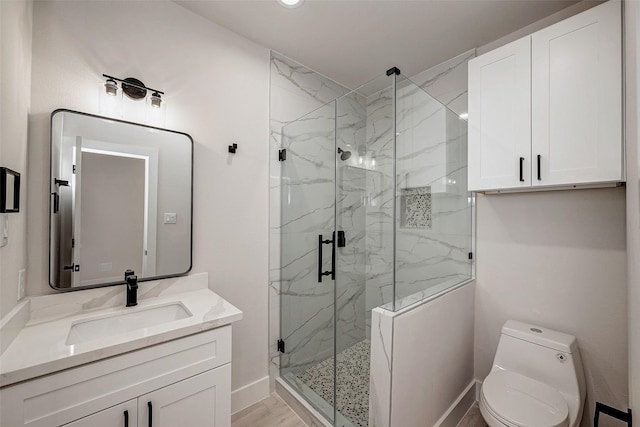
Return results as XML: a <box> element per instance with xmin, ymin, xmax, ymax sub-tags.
<box><xmin>269</xmin><ymin>49</ymin><xmax>476</xmax><ymax>425</ymax></box>
<box><xmin>270</xmin><ymin>51</ymin><xmax>352</xmax><ymax>392</ymax></box>
<box><xmin>364</xmin><ymin>52</ymin><xmax>474</xmax><ymax>317</ymax></box>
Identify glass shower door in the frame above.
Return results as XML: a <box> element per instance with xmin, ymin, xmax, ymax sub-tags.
<box><xmin>280</xmin><ymin>101</ymin><xmax>337</xmax><ymax>423</ymax></box>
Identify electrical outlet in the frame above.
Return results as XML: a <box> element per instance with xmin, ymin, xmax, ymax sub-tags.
<box><xmin>17</xmin><ymin>269</ymin><xmax>26</xmax><ymax>300</ymax></box>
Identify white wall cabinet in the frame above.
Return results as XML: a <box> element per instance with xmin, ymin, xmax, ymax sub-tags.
<box><xmin>1</xmin><ymin>327</ymin><xmax>232</xmax><ymax>427</ymax></box>
<box><xmin>468</xmin><ymin>0</ymin><xmax>623</xmax><ymax>192</ymax></box>
<box><xmin>468</xmin><ymin>36</ymin><xmax>532</xmax><ymax>191</ymax></box>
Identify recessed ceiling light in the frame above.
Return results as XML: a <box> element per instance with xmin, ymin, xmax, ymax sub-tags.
<box><xmin>278</xmin><ymin>0</ymin><xmax>304</xmax><ymax>8</ymax></box>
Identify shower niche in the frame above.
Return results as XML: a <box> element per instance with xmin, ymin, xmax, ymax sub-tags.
<box><xmin>276</xmin><ymin>69</ymin><xmax>473</xmax><ymax>427</ymax></box>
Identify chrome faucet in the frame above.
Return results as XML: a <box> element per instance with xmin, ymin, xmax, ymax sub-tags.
<box><xmin>125</xmin><ymin>270</ymin><xmax>138</xmax><ymax>307</ymax></box>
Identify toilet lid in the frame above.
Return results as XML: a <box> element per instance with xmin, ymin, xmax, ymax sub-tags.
<box><xmin>482</xmin><ymin>371</ymin><xmax>569</xmax><ymax>427</ymax></box>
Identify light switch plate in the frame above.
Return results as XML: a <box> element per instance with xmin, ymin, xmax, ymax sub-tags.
<box><xmin>164</xmin><ymin>213</ymin><xmax>177</xmax><ymax>224</ymax></box>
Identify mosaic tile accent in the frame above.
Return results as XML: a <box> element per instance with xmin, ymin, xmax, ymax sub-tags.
<box><xmin>400</xmin><ymin>186</ymin><xmax>432</xmax><ymax>229</ymax></box>
<box><xmin>295</xmin><ymin>340</ymin><xmax>371</xmax><ymax>427</ymax></box>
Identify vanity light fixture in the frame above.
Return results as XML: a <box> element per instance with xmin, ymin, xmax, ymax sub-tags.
<box><xmin>102</xmin><ymin>74</ymin><xmax>164</xmax><ymax>104</ymax></box>
<box><xmin>278</xmin><ymin>0</ymin><xmax>304</xmax><ymax>8</ymax></box>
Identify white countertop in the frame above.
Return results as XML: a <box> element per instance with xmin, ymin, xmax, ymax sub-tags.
<box><xmin>0</xmin><ymin>273</ymin><xmax>242</xmax><ymax>388</ymax></box>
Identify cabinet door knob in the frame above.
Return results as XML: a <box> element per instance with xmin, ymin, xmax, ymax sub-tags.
<box><xmin>519</xmin><ymin>157</ymin><xmax>525</xmax><ymax>182</ymax></box>
<box><xmin>124</xmin><ymin>410</ymin><xmax>129</xmax><ymax>427</ymax></box>
<box><xmin>148</xmin><ymin>401</ymin><xmax>153</xmax><ymax>427</ymax></box>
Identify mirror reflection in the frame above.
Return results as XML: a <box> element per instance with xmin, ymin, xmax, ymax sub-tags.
<box><xmin>50</xmin><ymin>110</ymin><xmax>192</xmax><ymax>289</ymax></box>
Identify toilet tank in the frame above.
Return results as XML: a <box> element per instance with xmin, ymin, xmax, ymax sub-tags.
<box><xmin>492</xmin><ymin>321</ymin><xmax>586</xmax><ymax>401</ymax></box>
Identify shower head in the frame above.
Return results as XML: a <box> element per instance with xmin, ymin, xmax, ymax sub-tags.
<box><xmin>337</xmin><ymin>147</ymin><xmax>352</xmax><ymax>161</ymax></box>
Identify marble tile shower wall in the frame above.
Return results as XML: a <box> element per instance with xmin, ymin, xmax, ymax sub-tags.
<box><xmin>270</xmin><ymin>49</ymin><xmax>475</xmax><ymax>385</ymax></box>
<box><xmin>335</xmin><ymin>92</ymin><xmax>368</xmax><ymax>354</ymax></box>
<box><xmin>393</xmin><ymin>87</ymin><xmax>472</xmax><ymax>306</ymax></box>
<box><xmin>364</xmin><ymin>50</ymin><xmax>475</xmax><ymax>333</ymax></box>
<box><xmin>363</xmin><ymin>85</ymin><xmax>396</xmax><ymax>336</ymax></box>
<box><xmin>279</xmin><ymin>101</ymin><xmax>337</xmax><ymax>377</ymax></box>
<box><xmin>269</xmin><ymin>52</ymin><xmax>351</xmax><ymax>389</ymax></box>
<box><xmin>278</xmin><ymin>92</ymin><xmax>369</xmax><ymax>381</ymax></box>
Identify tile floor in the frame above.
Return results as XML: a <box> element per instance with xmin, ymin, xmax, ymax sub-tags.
<box><xmin>231</xmin><ymin>394</ymin><xmax>305</xmax><ymax>427</ymax></box>
<box><xmin>232</xmin><ymin>393</ymin><xmax>487</xmax><ymax>427</ymax></box>
<box><xmin>458</xmin><ymin>403</ymin><xmax>488</xmax><ymax>427</ymax></box>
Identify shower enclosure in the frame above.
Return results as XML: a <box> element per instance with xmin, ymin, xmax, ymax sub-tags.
<box><xmin>278</xmin><ymin>69</ymin><xmax>473</xmax><ymax>427</ymax></box>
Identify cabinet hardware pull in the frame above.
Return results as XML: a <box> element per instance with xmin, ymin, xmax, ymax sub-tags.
<box><xmin>519</xmin><ymin>157</ymin><xmax>525</xmax><ymax>182</ymax></box>
<box><xmin>124</xmin><ymin>410</ymin><xmax>129</xmax><ymax>427</ymax></box>
<box><xmin>148</xmin><ymin>401</ymin><xmax>153</xmax><ymax>427</ymax></box>
<box><xmin>537</xmin><ymin>155</ymin><xmax>541</xmax><ymax>181</ymax></box>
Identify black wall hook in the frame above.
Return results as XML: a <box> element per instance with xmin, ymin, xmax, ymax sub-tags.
<box><xmin>228</xmin><ymin>143</ymin><xmax>238</xmax><ymax>154</ymax></box>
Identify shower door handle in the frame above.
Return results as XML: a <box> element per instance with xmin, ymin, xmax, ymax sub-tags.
<box><xmin>317</xmin><ymin>234</ymin><xmax>335</xmax><ymax>283</ymax></box>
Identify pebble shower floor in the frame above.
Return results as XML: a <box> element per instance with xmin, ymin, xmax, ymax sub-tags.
<box><xmin>295</xmin><ymin>339</ymin><xmax>371</xmax><ymax>427</ymax></box>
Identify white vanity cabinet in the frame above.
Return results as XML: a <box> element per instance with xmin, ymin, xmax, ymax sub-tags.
<box><xmin>63</xmin><ymin>400</ymin><xmax>138</xmax><ymax>426</ymax></box>
<box><xmin>0</xmin><ymin>327</ymin><xmax>232</xmax><ymax>427</ymax></box>
<box><xmin>468</xmin><ymin>0</ymin><xmax>622</xmax><ymax>192</ymax></box>
<box><xmin>136</xmin><ymin>366</ymin><xmax>231</xmax><ymax>427</ymax></box>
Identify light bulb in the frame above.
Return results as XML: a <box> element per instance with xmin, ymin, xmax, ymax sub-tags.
<box><xmin>105</xmin><ymin>79</ymin><xmax>118</xmax><ymax>96</ymax></box>
<box><xmin>150</xmin><ymin>92</ymin><xmax>162</xmax><ymax>108</ymax></box>
<box><xmin>278</xmin><ymin>0</ymin><xmax>304</xmax><ymax>7</ymax></box>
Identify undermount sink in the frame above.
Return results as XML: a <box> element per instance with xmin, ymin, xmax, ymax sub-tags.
<box><xmin>66</xmin><ymin>302</ymin><xmax>192</xmax><ymax>345</ymax></box>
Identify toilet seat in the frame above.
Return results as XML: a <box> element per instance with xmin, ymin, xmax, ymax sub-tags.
<box><xmin>481</xmin><ymin>370</ymin><xmax>569</xmax><ymax>427</ymax></box>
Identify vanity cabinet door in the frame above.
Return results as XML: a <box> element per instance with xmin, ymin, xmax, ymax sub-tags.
<box><xmin>468</xmin><ymin>36</ymin><xmax>532</xmax><ymax>191</ymax></box>
<box><xmin>138</xmin><ymin>365</ymin><xmax>231</xmax><ymax>427</ymax></box>
<box><xmin>62</xmin><ymin>400</ymin><xmax>137</xmax><ymax>427</ymax></box>
<box><xmin>531</xmin><ymin>0</ymin><xmax>622</xmax><ymax>187</ymax></box>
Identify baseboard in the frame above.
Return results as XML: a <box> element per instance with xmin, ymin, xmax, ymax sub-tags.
<box><xmin>474</xmin><ymin>379</ymin><xmax>483</xmax><ymax>400</ymax></box>
<box><xmin>231</xmin><ymin>375</ymin><xmax>270</xmax><ymax>414</ymax></box>
<box><xmin>434</xmin><ymin>381</ymin><xmax>477</xmax><ymax>427</ymax></box>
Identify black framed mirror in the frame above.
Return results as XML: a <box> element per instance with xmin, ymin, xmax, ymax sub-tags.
<box><xmin>49</xmin><ymin>109</ymin><xmax>193</xmax><ymax>290</ymax></box>
<box><xmin>0</xmin><ymin>167</ymin><xmax>21</xmax><ymax>213</ymax></box>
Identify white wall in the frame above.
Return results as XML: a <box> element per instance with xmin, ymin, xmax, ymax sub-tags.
<box><xmin>27</xmin><ymin>0</ymin><xmax>270</xmax><ymax>407</ymax></box>
<box><xmin>625</xmin><ymin>0</ymin><xmax>640</xmax><ymax>416</ymax></box>
<box><xmin>0</xmin><ymin>0</ymin><xmax>32</xmax><ymax>320</ymax></box>
<box><xmin>474</xmin><ymin>189</ymin><xmax>628</xmax><ymax>424</ymax></box>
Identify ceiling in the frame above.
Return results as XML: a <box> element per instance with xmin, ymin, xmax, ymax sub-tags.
<box><xmin>177</xmin><ymin>0</ymin><xmax>583</xmax><ymax>89</ymax></box>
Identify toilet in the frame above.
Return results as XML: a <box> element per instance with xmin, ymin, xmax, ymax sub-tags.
<box><xmin>479</xmin><ymin>321</ymin><xmax>586</xmax><ymax>427</ymax></box>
